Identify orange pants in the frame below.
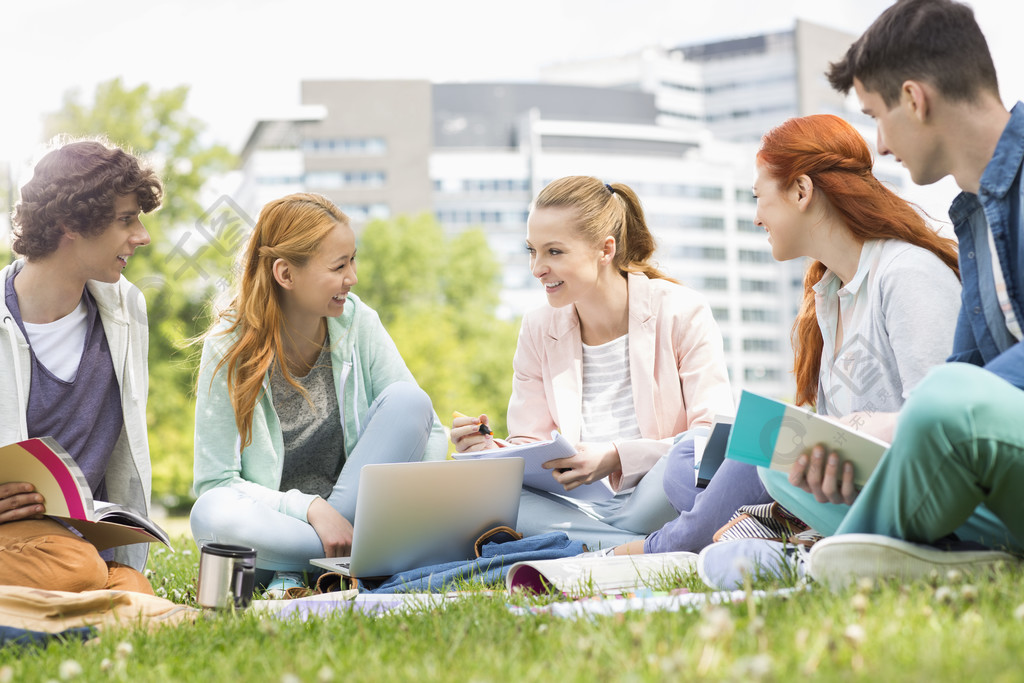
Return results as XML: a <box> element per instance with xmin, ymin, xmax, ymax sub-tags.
<box><xmin>0</xmin><ymin>519</ymin><xmax>154</xmax><ymax>594</ymax></box>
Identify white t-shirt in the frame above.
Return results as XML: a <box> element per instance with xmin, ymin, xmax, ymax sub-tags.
<box><xmin>580</xmin><ymin>334</ymin><xmax>643</xmax><ymax>443</ymax></box>
<box><xmin>986</xmin><ymin>226</ymin><xmax>1023</xmax><ymax>341</ymax></box>
<box><xmin>22</xmin><ymin>298</ymin><xmax>88</xmax><ymax>382</ymax></box>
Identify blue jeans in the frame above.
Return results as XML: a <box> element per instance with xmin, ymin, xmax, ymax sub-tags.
<box><xmin>761</xmin><ymin>363</ymin><xmax>1024</xmax><ymax>552</ymax></box>
<box><xmin>515</xmin><ymin>454</ymin><xmax>678</xmax><ymax>549</ymax></box>
<box><xmin>645</xmin><ymin>437</ymin><xmax>772</xmax><ymax>553</ymax></box>
<box><xmin>190</xmin><ymin>382</ymin><xmax>436</xmax><ymax>572</ymax></box>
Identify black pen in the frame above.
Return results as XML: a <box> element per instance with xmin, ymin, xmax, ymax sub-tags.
<box><xmin>453</xmin><ymin>411</ymin><xmax>494</xmax><ymax>436</ymax></box>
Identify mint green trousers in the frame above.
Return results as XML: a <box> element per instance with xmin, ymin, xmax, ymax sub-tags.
<box><xmin>760</xmin><ymin>363</ymin><xmax>1024</xmax><ymax>552</ymax></box>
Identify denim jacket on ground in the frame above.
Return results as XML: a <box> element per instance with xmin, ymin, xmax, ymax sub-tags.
<box><xmin>366</xmin><ymin>532</ymin><xmax>586</xmax><ymax>593</ymax></box>
<box><xmin>947</xmin><ymin>100</ymin><xmax>1024</xmax><ymax>390</ymax></box>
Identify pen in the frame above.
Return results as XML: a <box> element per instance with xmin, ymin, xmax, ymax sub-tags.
<box><xmin>452</xmin><ymin>411</ymin><xmax>492</xmax><ymax>435</ymax></box>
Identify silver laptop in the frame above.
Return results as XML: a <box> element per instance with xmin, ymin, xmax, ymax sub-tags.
<box><xmin>310</xmin><ymin>458</ymin><xmax>524</xmax><ymax>579</ymax></box>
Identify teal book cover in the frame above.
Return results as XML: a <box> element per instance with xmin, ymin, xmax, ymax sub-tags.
<box><xmin>724</xmin><ymin>391</ymin><xmax>787</xmax><ymax>468</ymax></box>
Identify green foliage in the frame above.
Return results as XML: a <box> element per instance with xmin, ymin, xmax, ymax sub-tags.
<box><xmin>45</xmin><ymin>78</ymin><xmax>236</xmax><ymax>506</ymax></box>
<box><xmin>356</xmin><ymin>215</ymin><xmax>518</xmax><ymax>440</ymax></box>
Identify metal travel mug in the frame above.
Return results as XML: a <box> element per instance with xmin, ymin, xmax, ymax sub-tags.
<box><xmin>197</xmin><ymin>543</ymin><xmax>257</xmax><ymax>609</ymax></box>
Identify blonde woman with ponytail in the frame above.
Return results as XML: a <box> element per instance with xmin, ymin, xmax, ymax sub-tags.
<box><xmin>451</xmin><ymin>176</ymin><xmax>734</xmax><ymax>548</ymax></box>
<box><xmin>190</xmin><ymin>193</ymin><xmax>445</xmax><ymax>596</ymax></box>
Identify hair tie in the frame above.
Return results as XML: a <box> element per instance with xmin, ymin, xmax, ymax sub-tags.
<box><xmin>605</xmin><ymin>183</ymin><xmax>615</xmax><ymax>194</ymax></box>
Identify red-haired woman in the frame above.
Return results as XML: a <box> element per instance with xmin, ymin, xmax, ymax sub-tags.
<box><xmin>754</xmin><ymin>113</ymin><xmax>961</xmax><ymax>526</ymax></box>
<box><xmin>190</xmin><ymin>193</ymin><xmax>447</xmax><ymax>596</ymax></box>
<box><xmin>635</xmin><ymin>114</ymin><xmax>964</xmax><ymax>575</ymax></box>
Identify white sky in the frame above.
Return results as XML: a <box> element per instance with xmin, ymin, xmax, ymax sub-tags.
<box><xmin>2</xmin><ymin>0</ymin><xmax>1022</xmax><ymax>177</ymax></box>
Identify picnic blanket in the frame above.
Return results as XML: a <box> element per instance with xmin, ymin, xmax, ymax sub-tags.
<box><xmin>0</xmin><ymin>586</ymin><xmax>198</xmax><ymax>636</ymax></box>
<box><xmin>509</xmin><ymin>586</ymin><xmax>801</xmax><ymax>619</ymax></box>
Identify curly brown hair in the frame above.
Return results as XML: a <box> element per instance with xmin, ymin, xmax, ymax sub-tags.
<box><xmin>11</xmin><ymin>138</ymin><xmax>163</xmax><ymax>259</ymax></box>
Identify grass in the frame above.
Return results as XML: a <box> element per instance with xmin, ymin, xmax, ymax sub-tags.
<box><xmin>3</xmin><ymin>532</ymin><xmax>1024</xmax><ymax>682</ymax></box>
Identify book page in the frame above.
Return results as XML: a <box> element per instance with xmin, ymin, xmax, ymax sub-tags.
<box><xmin>452</xmin><ymin>432</ymin><xmax>615</xmax><ymax>501</ymax></box>
<box><xmin>62</xmin><ymin>518</ymin><xmax>165</xmax><ymax>551</ymax></box>
<box><xmin>93</xmin><ymin>501</ymin><xmax>171</xmax><ymax>546</ymax></box>
<box><xmin>507</xmin><ymin>551</ymin><xmax>698</xmax><ymax>596</ymax></box>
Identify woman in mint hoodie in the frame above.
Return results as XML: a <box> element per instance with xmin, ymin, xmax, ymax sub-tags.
<box><xmin>190</xmin><ymin>193</ymin><xmax>446</xmax><ymax>595</ymax></box>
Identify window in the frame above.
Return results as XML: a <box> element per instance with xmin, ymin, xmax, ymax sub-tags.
<box><xmin>740</xmin><ymin>279</ymin><xmax>777</xmax><ymax>293</ymax></box>
<box><xmin>435</xmin><ymin>209</ymin><xmax>529</xmax><ymax>225</ymax></box>
<box><xmin>255</xmin><ymin>175</ymin><xmax>302</xmax><ymax>185</ymax></box>
<box><xmin>338</xmin><ymin>204</ymin><xmax>389</xmax><ymax>221</ymax></box>
<box><xmin>739</xmin><ymin>249</ymin><xmax>774</xmax><ymax>264</ymax></box>
<box><xmin>304</xmin><ymin>137</ymin><xmax>387</xmax><ymax>155</ymax></box>
<box><xmin>701</xmin><ymin>277</ymin><xmax>728</xmax><ymax>291</ymax></box>
<box><xmin>735</xmin><ymin>189</ymin><xmax>756</xmax><ymax>205</ymax></box>
<box><xmin>305</xmin><ymin>170</ymin><xmax>386</xmax><ymax>189</ymax></box>
<box><xmin>743</xmin><ymin>338</ymin><xmax>780</xmax><ymax>353</ymax></box>
<box><xmin>677</xmin><ymin>245</ymin><xmax>726</xmax><ymax>261</ymax></box>
<box><xmin>634</xmin><ymin>183</ymin><xmax>723</xmax><ymax>200</ymax></box>
<box><xmin>737</xmin><ymin>218</ymin><xmax>762</xmax><ymax>233</ymax></box>
<box><xmin>460</xmin><ymin>179</ymin><xmax>530</xmax><ymax>193</ymax></box>
<box><xmin>741</xmin><ymin>308</ymin><xmax>780</xmax><ymax>323</ymax></box>
<box><xmin>650</xmin><ymin>215</ymin><xmax>725</xmax><ymax>231</ymax></box>
<box><xmin>711</xmin><ymin>307</ymin><xmax>729</xmax><ymax>321</ymax></box>
<box><xmin>744</xmin><ymin>367</ymin><xmax>782</xmax><ymax>381</ymax></box>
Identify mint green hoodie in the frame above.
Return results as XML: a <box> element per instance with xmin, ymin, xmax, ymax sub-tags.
<box><xmin>193</xmin><ymin>292</ymin><xmax>446</xmax><ymax>521</ymax></box>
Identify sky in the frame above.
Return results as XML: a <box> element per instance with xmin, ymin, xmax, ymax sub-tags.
<box><xmin>2</xmin><ymin>0</ymin><xmax>1022</xmax><ymax>177</ymax></box>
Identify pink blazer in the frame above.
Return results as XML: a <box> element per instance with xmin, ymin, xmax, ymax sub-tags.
<box><xmin>507</xmin><ymin>272</ymin><xmax>734</xmax><ymax>490</ymax></box>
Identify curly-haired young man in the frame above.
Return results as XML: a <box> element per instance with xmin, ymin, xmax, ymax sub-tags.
<box><xmin>0</xmin><ymin>138</ymin><xmax>162</xmax><ymax>592</ymax></box>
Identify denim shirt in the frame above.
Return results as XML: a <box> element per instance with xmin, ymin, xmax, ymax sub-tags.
<box><xmin>947</xmin><ymin>101</ymin><xmax>1024</xmax><ymax>390</ymax></box>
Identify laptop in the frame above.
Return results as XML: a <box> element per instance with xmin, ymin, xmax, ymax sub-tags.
<box><xmin>310</xmin><ymin>457</ymin><xmax>524</xmax><ymax>579</ymax></box>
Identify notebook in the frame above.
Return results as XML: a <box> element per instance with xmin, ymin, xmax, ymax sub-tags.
<box><xmin>310</xmin><ymin>458</ymin><xmax>525</xmax><ymax>579</ymax></box>
<box><xmin>694</xmin><ymin>416</ymin><xmax>733</xmax><ymax>488</ymax></box>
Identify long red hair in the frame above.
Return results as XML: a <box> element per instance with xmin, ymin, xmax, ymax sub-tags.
<box><xmin>757</xmin><ymin>114</ymin><xmax>959</xmax><ymax>407</ymax></box>
<box><xmin>208</xmin><ymin>193</ymin><xmax>349</xmax><ymax>449</ymax></box>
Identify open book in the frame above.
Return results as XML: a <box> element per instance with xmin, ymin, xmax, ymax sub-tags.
<box><xmin>1</xmin><ymin>438</ymin><xmax>170</xmax><ymax>550</ymax></box>
<box><xmin>451</xmin><ymin>431</ymin><xmax>616</xmax><ymax>501</ymax></box>
<box><xmin>506</xmin><ymin>551</ymin><xmax>698</xmax><ymax>596</ymax></box>
<box><xmin>725</xmin><ymin>391</ymin><xmax>889</xmax><ymax>488</ymax></box>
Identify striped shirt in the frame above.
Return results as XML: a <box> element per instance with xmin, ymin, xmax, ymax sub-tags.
<box><xmin>579</xmin><ymin>335</ymin><xmax>642</xmax><ymax>443</ymax></box>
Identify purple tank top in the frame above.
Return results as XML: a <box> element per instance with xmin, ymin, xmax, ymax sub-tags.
<box><xmin>5</xmin><ymin>273</ymin><xmax>124</xmax><ymax>501</ymax></box>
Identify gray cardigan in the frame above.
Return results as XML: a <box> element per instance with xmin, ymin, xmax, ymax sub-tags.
<box><xmin>0</xmin><ymin>260</ymin><xmax>152</xmax><ymax>570</ymax></box>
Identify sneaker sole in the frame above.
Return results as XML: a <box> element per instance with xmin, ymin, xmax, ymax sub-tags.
<box><xmin>808</xmin><ymin>533</ymin><xmax>1017</xmax><ymax>590</ymax></box>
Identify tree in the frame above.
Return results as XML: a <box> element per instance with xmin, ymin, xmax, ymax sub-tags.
<box><xmin>46</xmin><ymin>78</ymin><xmax>236</xmax><ymax>508</ymax></box>
<box><xmin>356</xmin><ymin>215</ymin><xmax>519</xmax><ymax>440</ymax></box>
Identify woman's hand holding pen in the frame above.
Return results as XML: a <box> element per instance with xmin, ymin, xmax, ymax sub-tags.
<box><xmin>450</xmin><ymin>412</ymin><xmax>504</xmax><ymax>453</ymax></box>
<box><xmin>307</xmin><ymin>498</ymin><xmax>354</xmax><ymax>557</ymax></box>
<box><xmin>543</xmin><ymin>442</ymin><xmax>621</xmax><ymax>491</ymax></box>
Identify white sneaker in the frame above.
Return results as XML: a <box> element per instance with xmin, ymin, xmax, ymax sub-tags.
<box><xmin>808</xmin><ymin>533</ymin><xmax>1018</xmax><ymax>590</ymax></box>
<box><xmin>697</xmin><ymin>538</ymin><xmax>807</xmax><ymax>590</ymax></box>
<box><xmin>263</xmin><ymin>571</ymin><xmax>306</xmax><ymax>599</ymax></box>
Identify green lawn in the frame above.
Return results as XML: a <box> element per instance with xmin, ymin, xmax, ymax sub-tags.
<box><xmin>3</xmin><ymin>533</ymin><xmax>1024</xmax><ymax>682</ymax></box>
